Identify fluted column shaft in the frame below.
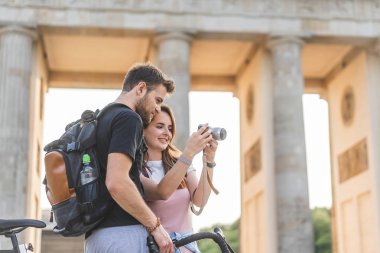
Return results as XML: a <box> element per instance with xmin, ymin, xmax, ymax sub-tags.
<box><xmin>154</xmin><ymin>31</ymin><xmax>192</xmax><ymax>150</ymax></box>
<box><xmin>267</xmin><ymin>36</ymin><xmax>314</xmax><ymax>253</ymax></box>
<box><xmin>0</xmin><ymin>25</ymin><xmax>36</xmax><ymax>219</ymax></box>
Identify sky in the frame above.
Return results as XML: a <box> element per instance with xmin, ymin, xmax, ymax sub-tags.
<box><xmin>302</xmin><ymin>95</ymin><xmax>332</xmax><ymax>208</ymax></box>
<box><xmin>41</xmin><ymin>89</ymin><xmax>331</xmax><ymax>231</ymax></box>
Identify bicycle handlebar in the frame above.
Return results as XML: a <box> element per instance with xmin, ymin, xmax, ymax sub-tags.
<box><xmin>174</xmin><ymin>231</ymin><xmax>230</xmax><ymax>252</ymax></box>
<box><xmin>147</xmin><ymin>229</ymin><xmax>232</xmax><ymax>253</ymax></box>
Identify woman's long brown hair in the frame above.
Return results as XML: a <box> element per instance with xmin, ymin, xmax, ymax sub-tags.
<box><xmin>143</xmin><ymin>104</ymin><xmax>187</xmax><ymax>189</ymax></box>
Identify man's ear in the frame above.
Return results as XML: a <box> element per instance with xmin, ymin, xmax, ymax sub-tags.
<box><xmin>136</xmin><ymin>82</ymin><xmax>147</xmax><ymax>96</ymax></box>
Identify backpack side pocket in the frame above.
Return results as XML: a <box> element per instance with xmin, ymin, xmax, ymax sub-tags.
<box><xmin>45</xmin><ymin>151</ymin><xmax>76</xmax><ymax>205</ymax></box>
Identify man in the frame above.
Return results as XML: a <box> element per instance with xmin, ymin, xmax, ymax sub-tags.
<box><xmin>85</xmin><ymin>63</ymin><xmax>175</xmax><ymax>253</ymax></box>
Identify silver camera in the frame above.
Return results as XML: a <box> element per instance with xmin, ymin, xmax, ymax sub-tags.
<box><xmin>198</xmin><ymin>124</ymin><xmax>227</xmax><ymax>141</ymax></box>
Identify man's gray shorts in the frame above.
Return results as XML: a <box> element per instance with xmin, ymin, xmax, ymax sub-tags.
<box><xmin>85</xmin><ymin>225</ymin><xmax>149</xmax><ymax>253</ymax></box>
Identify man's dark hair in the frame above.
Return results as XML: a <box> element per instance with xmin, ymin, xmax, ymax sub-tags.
<box><xmin>122</xmin><ymin>63</ymin><xmax>175</xmax><ymax>94</ymax></box>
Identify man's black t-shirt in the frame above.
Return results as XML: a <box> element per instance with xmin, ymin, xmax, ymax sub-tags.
<box><xmin>96</xmin><ymin>103</ymin><xmax>145</xmax><ymax>229</ymax></box>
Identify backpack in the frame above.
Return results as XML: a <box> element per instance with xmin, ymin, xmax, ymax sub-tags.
<box><xmin>43</xmin><ymin>103</ymin><xmax>120</xmax><ymax>237</ymax></box>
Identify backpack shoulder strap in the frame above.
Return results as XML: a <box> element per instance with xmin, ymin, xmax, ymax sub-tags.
<box><xmin>96</xmin><ymin>103</ymin><xmax>129</xmax><ymax>119</ymax></box>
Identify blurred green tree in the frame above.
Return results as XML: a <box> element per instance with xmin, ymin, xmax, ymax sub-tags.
<box><xmin>197</xmin><ymin>218</ymin><xmax>240</xmax><ymax>253</ymax></box>
<box><xmin>195</xmin><ymin>207</ymin><xmax>332</xmax><ymax>253</ymax></box>
<box><xmin>312</xmin><ymin>207</ymin><xmax>332</xmax><ymax>253</ymax></box>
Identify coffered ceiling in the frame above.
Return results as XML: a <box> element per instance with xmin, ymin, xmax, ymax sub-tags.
<box><xmin>42</xmin><ymin>32</ymin><xmax>353</xmax><ymax>90</ymax></box>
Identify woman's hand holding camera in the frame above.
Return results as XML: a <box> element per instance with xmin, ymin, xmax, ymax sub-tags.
<box><xmin>182</xmin><ymin>124</ymin><xmax>213</xmax><ymax>160</ymax></box>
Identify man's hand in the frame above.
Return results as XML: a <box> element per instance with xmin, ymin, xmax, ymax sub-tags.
<box><xmin>151</xmin><ymin>225</ymin><xmax>174</xmax><ymax>253</ymax></box>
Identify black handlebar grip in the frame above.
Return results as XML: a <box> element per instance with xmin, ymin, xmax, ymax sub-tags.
<box><xmin>147</xmin><ymin>235</ymin><xmax>160</xmax><ymax>253</ymax></box>
<box><xmin>214</xmin><ymin>227</ymin><xmax>225</xmax><ymax>238</ymax></box>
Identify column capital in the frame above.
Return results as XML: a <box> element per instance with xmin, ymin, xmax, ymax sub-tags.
<box><xmin>154</xmin><ymin>29</ymin><xmax>195</xmax><ymax>45</ymax></box>
<box><xmin>0</xmin><ymin>25</ymin><xmax>37</xmax><ymax>40</ymax></box>
<box><xmin>266</xmin><ymin>35</ymin><xmax>305</xmax><ymax>51</ymax></box>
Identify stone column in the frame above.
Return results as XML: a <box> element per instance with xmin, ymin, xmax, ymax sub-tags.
<box><xmin>154</xmin><ymin>31</ymin><xmax>192</xmax><ymax>150</ymax></box>
<box><xmin>267</xmin><ymin>36</ymin><xmax>314</xmax><ymax>253</ymax></box>
<box><xmin>365</xmin><ymin>42</ymin><xmax>380</xmax><ymax>252</ymax></box>
<box><xmin>0</xmin><ymin>25</ymin><xmax>36</xmax><ymax>220</ymax></box>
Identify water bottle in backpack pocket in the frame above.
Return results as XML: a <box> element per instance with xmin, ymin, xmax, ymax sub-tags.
<box><xmin>76</xmin><ymin>152</ymin><xmax>104</xmax><ymax>225</ymax></box>
<box><xmin>79</xmin><ymin>154</ymin><xmax>98</xmax><ymax>203</ymax></box>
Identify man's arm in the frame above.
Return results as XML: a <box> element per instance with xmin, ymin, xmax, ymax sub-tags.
<box><xmin>106</xmin><ymin>152</ymin><xmax>173</xmax><ymax>253</ymax></box>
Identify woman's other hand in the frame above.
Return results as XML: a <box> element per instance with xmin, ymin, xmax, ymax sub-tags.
<box><xmin>204</xmin><ymin>138</ymin><xmax>218</xmax><ymax>163</ymax></box>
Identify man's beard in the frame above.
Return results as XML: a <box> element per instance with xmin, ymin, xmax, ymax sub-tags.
<box><xmin>135</xmin><ymin>95</ymin><xmax>152</xmax><ymax>127</ymax></box>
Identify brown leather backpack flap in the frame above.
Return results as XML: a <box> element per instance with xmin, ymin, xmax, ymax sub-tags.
<box><xmin>45</xmin><ymin>151</ymin><xmax>76</xmax><ymax>205</ymax></box>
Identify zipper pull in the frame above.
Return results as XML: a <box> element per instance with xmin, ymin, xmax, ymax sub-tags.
<box><xmin>50</xmin><ymin>209</ymin><xmax>54</xmax><ymax>222</ymax></box>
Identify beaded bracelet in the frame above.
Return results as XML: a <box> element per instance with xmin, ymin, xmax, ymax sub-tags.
<box><xmin>146</xmin><ymin>217</ymin><xmax>161</xmax><ymax>234</ymax></box>
<box><xmin>178</xmin><ymin>154</ymin><xmax>192</xmax><ymax>166</ymax></box>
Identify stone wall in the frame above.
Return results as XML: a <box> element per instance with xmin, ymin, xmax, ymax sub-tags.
<box><xmin>41</xmin><ymin>231</ymin><xmax>84</xmax><ymax>253</ymax></box>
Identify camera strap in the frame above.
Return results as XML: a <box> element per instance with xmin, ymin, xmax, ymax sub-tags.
<box><xmin>190</xmin><ymin>154</ymin><xmax>219</xmax><ymax>216</ymax></box>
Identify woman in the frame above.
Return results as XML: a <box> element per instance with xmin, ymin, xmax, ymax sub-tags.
<box><xmin>140</xmin><ymin>104</ymin><xmax>218</xmax><ymax>253</ymax></box>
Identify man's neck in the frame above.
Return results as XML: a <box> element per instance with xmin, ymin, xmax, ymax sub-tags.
<box><xmin>114</xmin><ymin>91</ymin><xmax>136</xmax><ymax>111</ymax></box>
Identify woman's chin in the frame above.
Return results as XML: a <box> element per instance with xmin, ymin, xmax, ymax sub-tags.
<box><xmin>159</xmin><ymin>143</ymin><xmax>169</xmax><ymax>150</ymax></box>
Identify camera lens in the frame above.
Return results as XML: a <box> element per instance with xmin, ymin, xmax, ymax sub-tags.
<box><xmin>212</xmin><ymin>127</ymin><xmax>227</xmax><ymax>141</ymax></box>
<box><xmin>198</xmin><ymin>124</ymin><xmax>227</xmax><ymax>141</ymax></box>
<box><xmin>217</xmin><ymin>128</ymin><xmax>227</xmax><ymax>140</ymax></box>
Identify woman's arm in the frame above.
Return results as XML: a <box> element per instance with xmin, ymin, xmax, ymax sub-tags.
<box><xmin>140</xmin><ymin>161</ymin><xmax>189</xmax><ymax>201</ymax></box>
<box><xmin>187</xmin><ymin>139</ymin><xmax>218</xmax><ymax>207</ymax></box>
<box><xmin>141</xmin><ymin>125</ymin><xmax>213</xmax><ymax>201</ymax></box>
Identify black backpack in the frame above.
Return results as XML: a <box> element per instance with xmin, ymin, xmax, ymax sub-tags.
<box><xmin>43</xmin><ymin>103</ymin><xmax>120</xmax><ymax>237</ymax></box>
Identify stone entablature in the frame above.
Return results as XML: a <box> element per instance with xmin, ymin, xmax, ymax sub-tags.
<box><xmin>0</xmin><ymin>0</ymin><xmax>380</xmax><ymax>39</ymax></box>
<box><xmin>1</xmin><ymin>0</ymin><xmax>380</xmax><ymax>21</ymax></box>
<box><xmin>2</xmin><ymin>0</ymin><xmax>380</xmax><ymax>20</ymax></box>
